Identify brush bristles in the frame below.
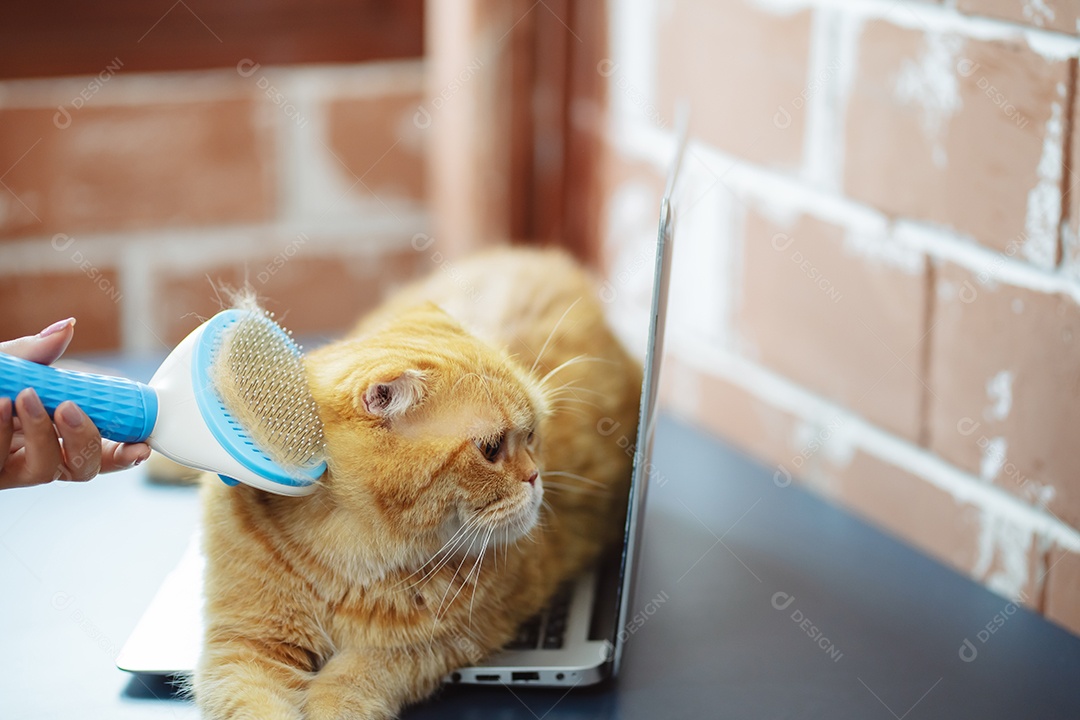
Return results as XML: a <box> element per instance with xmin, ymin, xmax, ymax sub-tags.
<box><xmin>210</xmin><ymin>310</ymin><xmax>326</xmax><ymax>475</ymax></box>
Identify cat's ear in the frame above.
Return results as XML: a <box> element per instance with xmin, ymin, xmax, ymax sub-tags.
<box><xmin>362</xmin><ymin>370</ymin><xmax>426</xmax><ymax>420</ymax></box>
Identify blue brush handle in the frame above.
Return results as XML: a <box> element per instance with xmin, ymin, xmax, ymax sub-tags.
<box><xmin>0</xmin><ymin>353</ymin><xmax>158</xmax><ymax>443</ymax></box>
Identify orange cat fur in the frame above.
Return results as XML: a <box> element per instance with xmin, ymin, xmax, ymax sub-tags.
<box><xmin>194</xmin><ymin>247</ymin><xmax>641</xmax><ymax>719</ymax></box>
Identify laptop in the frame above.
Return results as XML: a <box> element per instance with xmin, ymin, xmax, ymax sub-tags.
<box><xmin>117</xmin><ymin>123</ymin><xmax>685</xmax><ymax>690</ymax></box>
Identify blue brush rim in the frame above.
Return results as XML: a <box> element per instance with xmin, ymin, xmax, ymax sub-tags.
<box><xmin>192</xmin><ymin>310</ymin><xmax>325</xmax><ymax>488</ymax></box>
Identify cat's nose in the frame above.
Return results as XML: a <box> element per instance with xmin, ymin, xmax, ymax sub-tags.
<box><xmin>524</xmin><ymin>470</ymin><xmax>538</xmax><ymax>485</ymax></box>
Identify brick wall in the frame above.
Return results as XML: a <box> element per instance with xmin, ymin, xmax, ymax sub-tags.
<box><xmin>0</xmin><ymin>60</ymin><xmax>429</xmax><ymax>353</ymax></box>
<box><xmin>598</xmin><ymin>0</ymin><xmax>1080</xmax><ymax>636</ymax></box>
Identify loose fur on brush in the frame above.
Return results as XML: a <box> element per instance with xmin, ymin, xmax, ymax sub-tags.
<box><xmin>194</xmin><ymin>247</ymin><xmax>641</xmax><ymax>719</ymax></box>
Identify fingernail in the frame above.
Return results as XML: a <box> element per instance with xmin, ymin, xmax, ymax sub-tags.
<box><xmin>59</xmin><ymin>402</ymin><xmax>86</xmax><ymax>427</ymax></box>
<box><xmin>38</xmin><ymin>318</ymin><xmax>75</xmax><ymax>338</ymax></box>
<box><xmin>134</xmin><ymin>453</ymin><xmax>149</xmax><ymax>466</ymax></box>
<box><xmin>20</xmin><ymin>388</ymin><xmax>46</xmax><ymax>419</ymax></box>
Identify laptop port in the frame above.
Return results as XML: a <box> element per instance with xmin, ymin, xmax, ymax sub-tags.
<box><xmin>511</xmin><ymin>671</ymin><xmax>540</xmax><ymax>682</ymax></box>
<box><xmin>474</xmin><ymin>674</ymin><xmax>501</xmax><ymax>682</ymax></box>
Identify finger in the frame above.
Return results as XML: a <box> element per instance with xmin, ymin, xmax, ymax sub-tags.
<box><xmin>54</xmin><ymin>401</ymin><xmax>101</xmax><ymax>482</ymax></box>
<box><xmin>0</xmin><ymin>398</ymin><xmax>14</xmax><ymax>489</ymax></box>
<box><xmin>100</xmin><ymin>441</ymin><xmax>151</xmax><ymax>474</ymax></box>
<box><xmin>14</xmin><ymin>388</ymin><xmax>63</xmax><ymax>485</ymax></box>
<box><xmin>0</xmin><ymin>396</ymin><xmax>12</xmax><ymax>451</ymax></box>
<box><xmin>0</xmin><ymin>448</ymin><xmax>34</xmax><ymax>489</ymax></box>
<box><xmin>0</xmin><ymin>318</ymin><xmax>76</xmax><ymax>364</ymax></box>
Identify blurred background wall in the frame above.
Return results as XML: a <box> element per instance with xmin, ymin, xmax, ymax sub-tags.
<box><xmin>1</xmin><ymin>0</ymin><xmax>1078</xmax><ymax>638</ymax></box>
<box><xmin>0</xmin><ymin>1</ymin><xmax>428</xmax><ymax>352</ymax></box>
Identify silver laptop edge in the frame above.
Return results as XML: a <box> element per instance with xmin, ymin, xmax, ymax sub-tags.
<box><xmin>610</xmin><ymin>116</ymin><xmax>685</xmax><ymax>679</ymax></box>
<box><xmin>472</xmin><ymin>111</ymin><xmax>688</xmax><ymax>684</ymax></box>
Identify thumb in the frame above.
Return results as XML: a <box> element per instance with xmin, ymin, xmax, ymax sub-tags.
<box><xmin>0</xmin><ymin>318</ymin><xmax>76</xmax><ymax>365</ymax></box>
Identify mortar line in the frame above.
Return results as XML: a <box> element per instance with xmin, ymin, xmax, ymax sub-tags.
<box><xmin>670</xmin><ymin>335</ymin><xmax>1080</xmax><ymax>554</ymax></box>
<box><xmin>616</xmin><ymin>124</ymin><xmax>1080</xmax><ymax>304</ymax></box>
<box><xmin>1057</xmin><ymin>57</ymin><xmax>1078</xmax><ymax>270</ymax></box>
<box><xmin>916</xmin><ymin>256</ymin><xmax>936</xmax><ymax>448</ymax></box>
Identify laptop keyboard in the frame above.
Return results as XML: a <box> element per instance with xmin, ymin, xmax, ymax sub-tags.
<box><xmin>505</xmin><ymin>582</ymin><xmax>573</xmax><ymax>651</ymax></box>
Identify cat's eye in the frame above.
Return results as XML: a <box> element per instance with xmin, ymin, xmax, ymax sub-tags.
<box><xmin>477</xmin><ymin>435</ymin><xmax>504</xmax><ymax>463</ymax></box>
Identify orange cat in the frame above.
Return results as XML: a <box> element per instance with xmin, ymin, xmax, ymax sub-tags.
<box><xmin>194</xmin><ymin>247</ymin><xmax>641</xmax><ymax>719</ymax></box>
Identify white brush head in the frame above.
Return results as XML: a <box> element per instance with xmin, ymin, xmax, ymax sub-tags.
<box><xmin>147</xmin><ymin>307</ymin><xmax>326</xmax><ymax>496</ymax></box>
<box><xmin>210</xmin><ymin>308</ymin><xmax>325</xmax><ymax>476</ymax></box>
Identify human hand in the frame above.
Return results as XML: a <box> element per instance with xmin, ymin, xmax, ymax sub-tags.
<box><xmin>0</xmin><ymin>318</ymin><xmax>152</xmax><ymax>489</ymax></box>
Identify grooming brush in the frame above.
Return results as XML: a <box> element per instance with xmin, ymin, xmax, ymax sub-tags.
<box><xmin>0</xmin><ymin>309</ymin><xmax>326</xmax><ymax>496</ymax></box>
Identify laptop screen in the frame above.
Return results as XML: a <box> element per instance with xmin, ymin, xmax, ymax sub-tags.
<box><xmin>610</xmin><ymin>127</ymin><xmax>684</xmax><ymax>675</ymax></box>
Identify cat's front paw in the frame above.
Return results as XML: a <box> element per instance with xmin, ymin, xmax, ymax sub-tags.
<box><xmin>305</xmin><ymin>690</ymin><xmax>396</xmax><ymax>720</ymax></box>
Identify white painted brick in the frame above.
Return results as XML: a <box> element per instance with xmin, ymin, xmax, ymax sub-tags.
<box><xmin>669</xmin><ymin>333</ymin><xmax>1080</xmax><ymax>555</ymax></box>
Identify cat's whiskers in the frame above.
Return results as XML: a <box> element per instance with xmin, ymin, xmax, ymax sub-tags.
<box><xmin>544</xmin><ymin>380</ymin><xmax>605</xmax><ymax>401</ymax></box>
<box><xmin>421</xmin><ymin>520</ymin><xmax>488</xmax><ymax>590</ymax></box>
<box><xmin>544</xmin><ymin>404</ymin><xmax>592</xmax><ymax>421</ymax></box>
<box><xmin>422</xmin><ymin>518</ymin><xmax>479</xmax><ymax>567</ymax></box>
<box><xmin>466</xmin><ymin>526</ymin><xmax>495</xmax><ymax>626</ymax></box>
<box><xmin>437</xmin><ymin>525</ymin><xmax>492</xmax><ymax>627</ymax></box>
<box><xmin>543</xmin><ymin>469</ymin><xmax>606</xmax><ymax>488</ymax></box>
<box><xmin>397</xmin><ymin>517</ymin><xmax>478</xmax><ymax>589</ymax></box>
<box><xmin>542</xmin><ymin>481</ymin><xmax>609</xmax><ymax>497</ymax></box>
<box><xmin>547</xmin><ymin>402</ymin><xmax>601</xmax><ymax>419</ymax></box>
<box><xmin>543</xmin><ymin>379</ymin><xmax>607</xmax><ymax>399</ymax></box>
<box><xmin>400</xmin><ymin>515</ymin><xmax>485</xmax><ymax>592</ymax></box>
<box><xmin>545</xmin><ymin>389</ymin><xmax>605</xmax><ymax>408</ymax></box>
<box><xmin>542</xmin><ymin>378</ymin><xmax>607</xmax><ymax>416</ymax></box>
<box><xmin>521</xmin><ymin>523</ymin><xmax>541</xmax><ymax>543</ymax></box>
<box><xmin>532</xmin><ymin>501</ymin><xmax>554</xmax><ymax>538</ymax></box>
<box><xmin>537</xmin><ymin>354</ymin><xmax>615</xmax><ymax>389</ymax></box>
<box><xmin>528</xmin><ymin>298</ymin><xmax>581</xmax><ymax>377</ymax></box>
<box><xmin>431</xmin><ymin>522</ymin><xmax>487</xmax><ymax>629</ymax></box>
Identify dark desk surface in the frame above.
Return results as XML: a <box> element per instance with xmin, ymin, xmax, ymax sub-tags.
<box><xmin>3</xmin><ymin>413</ymin><xmax>1079</xmax><ymax>719</ymax></box>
